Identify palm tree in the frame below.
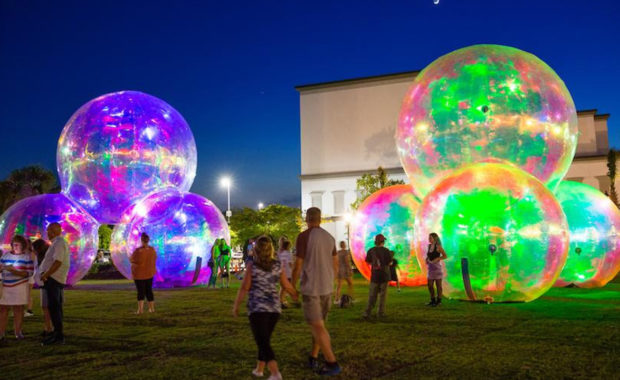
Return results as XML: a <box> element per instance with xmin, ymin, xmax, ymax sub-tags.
<box><xmin>607</xmin><ymin>149</ymin><xmax>618</xmax><ymax>206</ymax></box>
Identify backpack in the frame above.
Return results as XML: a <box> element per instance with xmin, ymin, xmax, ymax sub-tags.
<box><xmin>370</xmin><ymin>248</ymin><xmax>390</xmax><ymax>283</ymax></box>
<box><xmin>339</xmin><ymin>294</ymin><xmax>353</xmax><ymax>308</ymax></box>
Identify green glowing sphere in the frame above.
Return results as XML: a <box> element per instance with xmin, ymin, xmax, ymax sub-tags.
<box><xmin>554</xmin><ymin>181</ymin><xmax>620</xmax><ymax>288</ymax></box>
<box><xmin>397</xmin><ymin>44</ymin><xmax>578</xmax><ymax>200</ymax></box>
<box><xmin>414</xmin><ymin>163</ymin><xmax>569</xmax><ymax>303</ymax></box>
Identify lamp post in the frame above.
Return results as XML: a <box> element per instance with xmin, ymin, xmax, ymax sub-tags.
<box><xmin>220</xmin><ymin>177</ymin><xmax>232</xmax><ymax>222</ymax></box>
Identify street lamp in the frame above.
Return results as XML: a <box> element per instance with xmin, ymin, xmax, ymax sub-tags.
<box><xmin>258</xmin><ymin>202</ymin><xmax>264</xmax><ymax>210</ymax></box>
<box><xmin>220</xmin><ymin>176</ymin><xmax>232</xmax><ymax>222</ymax></box>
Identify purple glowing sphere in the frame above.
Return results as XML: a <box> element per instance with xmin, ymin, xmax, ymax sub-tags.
<box><xmin>0</xmin><ymin>194</ymin><xmax>99</xmax><ymax>285</ymax></box>
<box><xmin>110</xmin><ymin>189</ymin><xmax>229</xmax><ymax>288</ymax></box>
<box><xmin>57</xmin><ymin>91</ymin><xmax>197</xmax><ymax>224</ymax></box>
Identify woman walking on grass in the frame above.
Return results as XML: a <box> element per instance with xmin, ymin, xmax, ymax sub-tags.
<box><xmin>130</xmin><ymin>233</ymin><xmax>157</xmax><ymax>314</ymax></box>
<box><xmin>426</xmin><ymin>232</ymin><xmax>447</xmax><ymax>306</ymax></box>
<box><xmin>233</xmin><ymin>236</ymin><xmax>298</xmax><ymax>380</ymax></box>
<box><xmin>0</xmin><ymin>235</ymin><xmax>34</xmax><ymax>342</ymax></box>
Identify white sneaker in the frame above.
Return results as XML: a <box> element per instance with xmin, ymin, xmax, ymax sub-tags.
<box><xmin>252</xmin><ymin>369</ymin><xmax>264</xmax><ymax>377</ymax></box>
<box><xmin>267</xmin><ymin>373</ymin><xmax>282</xmax><ymax>380</ymax></box>
<box><xmin>24</xmin><ymin>310</ymin><xmax>34</xmax><ymax>317</ymax></box>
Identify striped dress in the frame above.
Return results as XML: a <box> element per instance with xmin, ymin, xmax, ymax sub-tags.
<box><xmin>0</xmin><ymin>252</ymin><xmax>34</xmax><ymax>305</ymax></box>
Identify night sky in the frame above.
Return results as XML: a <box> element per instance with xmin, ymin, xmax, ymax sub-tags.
<box><xmin>1</xmin><ymin>0</ymin><xmax>619</xmax><ymax>211</ymax></box>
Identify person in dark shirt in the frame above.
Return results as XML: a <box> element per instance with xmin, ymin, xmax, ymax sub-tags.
<box><xmin>362</xmin><ymin>234</ymin><xmax>392</xmax><ymax>319</ymax></box>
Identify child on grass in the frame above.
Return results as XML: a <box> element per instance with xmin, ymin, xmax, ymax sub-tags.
<box><xmin>233</xmin><ymin>236</ymin><xmax>298</xmax><ymax>380</ymax></box>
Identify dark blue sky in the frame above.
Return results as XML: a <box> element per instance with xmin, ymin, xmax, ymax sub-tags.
<box><xmin>1</xmin><ymin>0</ymin><xmax>619</xmax><ymax>211</ymax></box>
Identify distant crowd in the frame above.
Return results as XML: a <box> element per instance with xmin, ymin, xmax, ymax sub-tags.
<box><xmin>0</xmin><ymin>207</ymin><xmax>448</xmax><ymax>379</ymax></box>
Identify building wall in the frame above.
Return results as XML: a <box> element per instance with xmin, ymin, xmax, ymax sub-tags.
<box><xmin>297</xmin><ymin>72</ymin><xmax>616</xmax><ymax>243</ymax></box>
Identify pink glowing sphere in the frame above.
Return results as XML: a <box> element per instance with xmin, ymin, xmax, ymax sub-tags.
<box><xmin>396</xmin><ymin>44</ymin><xmax>578</xmax><ymax>199</ymax></box>
<box><xmin>57</xmin><ymin>91</ymin><xmax>197</xmax><ymax>224</ymax></box>
<box><xmin>0</xmin><ymin>194</ymin><xmax>99</xmax><ymax>285</ymax></box>
<box><xmin>349</xmin><ymin>185</ymin><xmax>425</xmax><ymax>286</ymax></box>
<box><xmin>414</xmin><ymin>163</ymin><xmax>569</xmax><ymax>302</ymax></box>
<box><xmin>110</xmin><ymin>188</ymin><xmax>229</xmax><ymax>288</ymax></box>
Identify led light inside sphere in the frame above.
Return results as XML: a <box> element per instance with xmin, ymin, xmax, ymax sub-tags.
<box><xmin>57</xmin><ymin>91</ymin><xmax>197</xmax><ymax>224</ymax></box>
<box><xmin>396</xmin><ymin>44</ymin><xmax>578</xmax><ymax>199</ymax></box>
<box><xmin>414</xmin><ymin>163</ymin><xmax>569</xmax><ymax>302</ymax></box>
<box><xmin>349</xmin><ymin>185</ymin><xmax>425</xmax><ymax>286</ymax></box>
<box><xmin>110</xmin><ymin>189</ymin><xmax>229</xmax><ymax>288</ymax></box>
<box><xmin>0</xmin><ymin>194</ymin><xmax>99</xmax><ymax>285</ymax></box>
<box><xmin>553</xmin><ymin>181</ymin><xmax>620</xmax><ymax>288</ymax></box>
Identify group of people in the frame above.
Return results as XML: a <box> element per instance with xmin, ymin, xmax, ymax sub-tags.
<box><xmin>0</xmin><ymin>207</ymin><xmax>448</xmax><ymax>379</ymax></box>
<box><xmin>233</xmin><ymin>207</ymin><xmax>448</xmax><ymax>379</ymax></box>
<box><xmin>208</xmin><ymin>238</ymin><xmax>233</xmax><ymax>289</ymax></box>
<box><xmin>0</xmin><ymin>222</ymin><xmax>70</xmax><ymax>345</ymax></box>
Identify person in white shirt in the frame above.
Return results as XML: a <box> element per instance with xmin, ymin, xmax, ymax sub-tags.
<box><xmin>277</xmin><ymin>238</ymin><xmax>293</xmax><ymax>308</ymax></box>
<box><xmin>39</xmin><ymin>223</ymin><xmax>70</xmax><ymax>345</ymax></box>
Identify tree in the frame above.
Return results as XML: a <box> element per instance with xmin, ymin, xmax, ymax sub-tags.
<box><xmin>0</xmin><ymin>165</ymin><xmax>59</xmax><ymax>213</ymax></box>
<box><xmin>229</xmin><ymin>204</ymin><xmax>302</xmax><ymax>249</ymax></box>
<box><xmin>607</xmin><ymin>149</ymin><xmax>619</xmax><ymax>206</ymax></box>
<box><xmin>350</xmin><ymin>167</ymin><xmax>405</xmax><ymax>209</ymax></box>
<box><xmin>98</xmin><ymin>225</ymin><xmax>113</xmax><ymax>250</ymax></box>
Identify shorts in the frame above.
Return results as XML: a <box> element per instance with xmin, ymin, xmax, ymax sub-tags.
<box><xmin>302</xmin><ymin>294</ymin><xmax>331</xmax><ymax>323</ymax></box>
<box><xmin>40</xmin><ymin>287</ymin><xmax>49</xmax><ymax>308</ymax></box>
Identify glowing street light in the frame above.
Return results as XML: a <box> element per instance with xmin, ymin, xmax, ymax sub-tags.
<box><xmin>220</xmin><ymin>176</ymin><xmax>232</xmax><ymax>222</ymax></box>
<box><xmin>258</xmin><ymin>202</ymin><xmax>264</xmax><ymax>210</ymax></box>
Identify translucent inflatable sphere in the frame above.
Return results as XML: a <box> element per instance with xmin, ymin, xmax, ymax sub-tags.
<box><xmin>414</xmin><ymin>163</ymin><xmax>569</xmax><ymax>302</ymax></box>
<box><xmin>396</xmin><ymin>44</ymin><xmax>578</xmax><ymax>199</ymax></box>
<box><xmin>349</xmin><ymin>185</ymin><xmax>425</xmax><ymax>286</ymax></box>
<box><xmin>110</xmin><ymin>189</ymin><xmax>229</xmax><ymax>288</ymax></box>
<box><xmin>553</xmin><ymin>181</ymin><xmax>620</xmax><ymax>288</ymax></box>
<box><xmin>57</xmin><ymin>91</ymin><xmax>197</xmax><ymax>224</ymax></box>
<box><xmin>0</xmin><ymin>194</ymin><xmax>99</xmax><ymax>285</ymax></box>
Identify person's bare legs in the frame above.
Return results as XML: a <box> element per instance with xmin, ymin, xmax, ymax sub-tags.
<box><xmin>255</xmin><ymin>360</ymin><xmax>266</xmax><ymax>374</ymax></box>
<box><xmin>27</xmin><ymin>285</ymin><xmax>34</xmax><ymax>311</ymax></box>
<box><xmin>267</xmin><ymin>360</ymin><xmax>281</xmax><ymax>378</ymax></box>
<box><xmin>309</xmin><ymin>320</ymin><xmax>336</xmax><ymax>363</ymax></box>
<box><xmin>436</xmin><ymin>279</ymin><xmax>443</xmax><ymax>301</ymax></box>
<box><xmin>13</xmin><ymin>305</ymin><xmax>24</xmax><ymax>335</ymax></box>
<box><xmin>335</xmin><ymin>279</ymin><xmax>342</xmax><ymax>302</ymax></box>
<box><xmin>136</xmin><ymin>300</ymin><xmax>144</xmax><ymax>314</ymax></box>
<box><xmin>148</xmin><ymin>301</ymin><xmax>155</xmax><ymax>313</ymax></box>
<box><xmin>346</xmin><ymin>277</ymin><xmax>354</xmax><ymax>298</ymax></box>
<box><xmin>0</xmin><ymin>306</ymin><xmax>8</xmax><ymax>337</ymax></box>
<box><xmin>427</xmin><ymin>279</ymin><xmax>436</xmax><ymax>299</ymax></box>
<box><xmin>42</xmin><ymin>307</ymin><xmax>53</xmax><ymax>332</ymax></box>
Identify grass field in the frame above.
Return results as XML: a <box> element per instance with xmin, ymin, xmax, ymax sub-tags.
<box><xmin>1</xmin><ymin>275</ymin><xmax>618</xmax><ymax>380</ymax></box>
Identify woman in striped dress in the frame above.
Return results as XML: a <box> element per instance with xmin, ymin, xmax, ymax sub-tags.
<box><xmin>0</xmin><ymin>235</ymin><xmax>35</xmax><ymax>342</ymax></box>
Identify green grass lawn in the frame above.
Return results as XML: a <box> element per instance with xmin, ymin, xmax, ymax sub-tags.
<box><xmin>1</xmin><ymin>275</ymin><xmax>619</xmax><ymax>380</ymax></box>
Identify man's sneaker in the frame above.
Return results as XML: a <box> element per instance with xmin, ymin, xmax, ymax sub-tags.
<box><xmin>24</xmin><ymin>310</ymin><xmax>34</xmax><ymax>317</ymax></box>
<box><xmin>308</xmin><ymin>355</ymin><xmax>320</xmax><ymax>371</ymax></box>
<box><xmin>316</xmin><ymin>363</ymin><xmax>341</xmax><ymax>376</ymax></box>
<box><xmin>15</xmin><ymin>332</ymin><xmax>25</xmax><ymax>340</ymax></box>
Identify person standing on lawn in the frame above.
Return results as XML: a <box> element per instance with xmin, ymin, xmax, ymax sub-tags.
<box><xmin>277</xmin><ymin>238</ymin><xmax>293</xmax><ymax>308</ymax></box>
<box><xmin>335</xmin><ymin>241</ymin><xmax>354</xmax><ymax>304</ymax></box>
<box><xmin>32</xmin><ymin>238</ymin><xmax>53</xmax><ymax>336</ymax></box>
<box><xmin>40</xmin><ymin>223</ymin><xmax>70</xmax><ymax>345</ymax></box>
<box><xmin>426</xmin><ymin>232</ymin><xmax>447</xmax><ymax>306</ymax></box>
<box><xmin>0</xmin><ymin>235</ymin><xmax>34</xmax><ymax>342</ymax></box>
<box><xmin>130</xmin><ymin>233</ymin><xmax>157</xmax><ymax>314</ymax></box>
<box><xmin>362</xmin><ymin>234</ymin><xmax>392</xmax><ymax>319</ymax></box>
<box><xmin>292</xmin><ymin>207</ymin><xmax>341</xmax><ymax>376</ymax></box>
<box><xmin>208</xmin><ymin>238</ymin><xmax>221</xmax><ymax>289</ymax></box>
<box><xmin>217</xmin><ymin>238</ymin><xmax>232</xmax><ymax>288</ymax></box>
<box><xmin>233</xmin><ymin>236</ymin><xmax>298</xmax><ymax>380</ymax></box>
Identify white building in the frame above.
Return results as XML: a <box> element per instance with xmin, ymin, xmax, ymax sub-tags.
<box><xmin>297</xmin><ymin>71</ymin><xmax>615</xmax><ymax>243</ymax></box>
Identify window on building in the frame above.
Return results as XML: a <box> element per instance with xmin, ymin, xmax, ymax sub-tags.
<box><xmin>333</xmin><ymin>191</ymin><xmax>345</xmax><ymax>215</ymax></box>
<box><xmin>310</xmin><ymin>191</ymin><xmax>323</xmax><ymax>210</ymax></box>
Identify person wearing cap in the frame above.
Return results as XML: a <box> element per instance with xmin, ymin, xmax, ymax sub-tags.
<box><xmin>362</xmin><ymin>234</ymin><xmax>393</xmax><ymax>319</ymax></box>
